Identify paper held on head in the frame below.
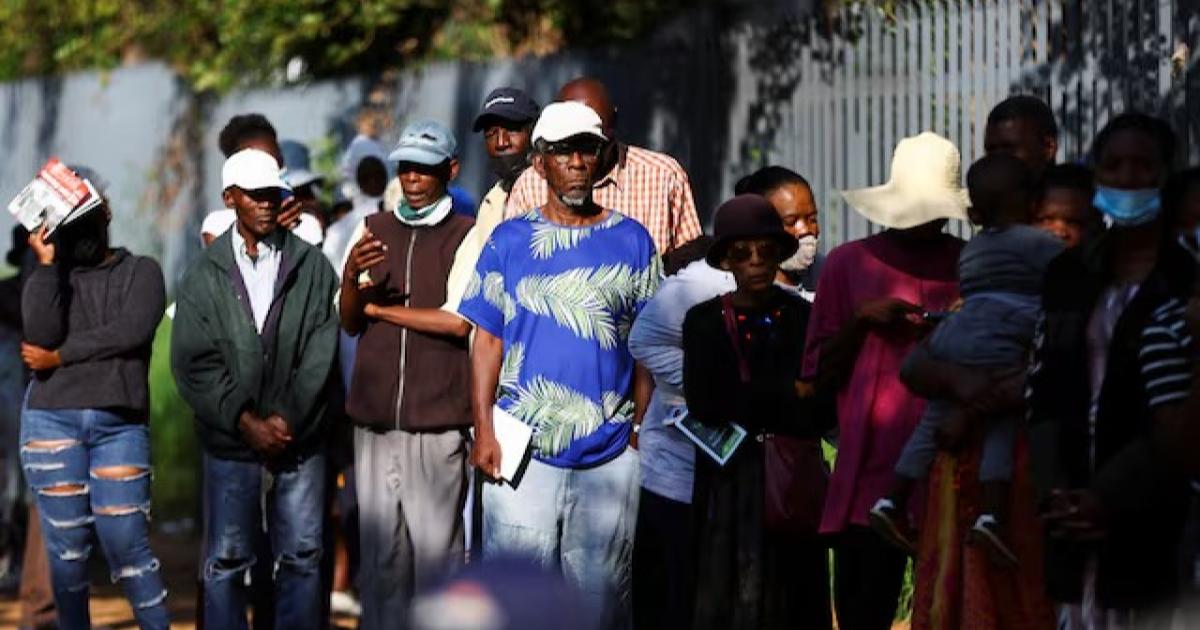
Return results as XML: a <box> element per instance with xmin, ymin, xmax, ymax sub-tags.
<box><xmin>7</xmin><ymin>158</ymin><xmax>104</xmax><ymax>235</ymax></box>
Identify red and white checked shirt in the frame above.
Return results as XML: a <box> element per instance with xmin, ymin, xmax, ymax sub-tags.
<box><xmin>503</xmin><ymin>143</ymin><xmax>702</xmax><ymax>254</ymax></box>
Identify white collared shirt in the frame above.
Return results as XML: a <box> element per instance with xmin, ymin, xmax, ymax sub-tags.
<box><xmin>231</xmin><ymin>229</ymin><xmax>282</xmax><ymax>333</ymax></box>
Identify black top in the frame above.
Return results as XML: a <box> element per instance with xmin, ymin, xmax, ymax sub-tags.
<box><xmin>23</xmin><ymin>249</ymin><xmax>165</xmax><ymax>418</ymax></box>
<box><xmin>1028</xmin><ymin>236</ymin><xmax>1196</xmax><ymax>610</ymax></box>
<box><xmin>682</xmin><ymin>287</ymin><xmax>825</xmax><ymax>437</ymax></box>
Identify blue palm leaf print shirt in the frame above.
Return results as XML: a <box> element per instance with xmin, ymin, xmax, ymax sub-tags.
<box><xmin>459</xmin><ymin>208</ymin><xmax>662</xmax><ymax>468</ymax></box>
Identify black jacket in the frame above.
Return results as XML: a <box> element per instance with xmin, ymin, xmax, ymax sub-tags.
<box><xmin>1028</xmin><ymin>237</ymin><xmax>1195</xmax><ymax>610</ymax></box>
<box><xmin>171</xmin><ymin>230</ymin><xmax>338</xmax><ymax>461</ymax></box>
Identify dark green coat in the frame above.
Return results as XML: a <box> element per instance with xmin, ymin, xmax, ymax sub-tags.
<box><xmin>171</xmin><ymin>229</ymin><xmax>338</xmax><ymax>461</ymax></box>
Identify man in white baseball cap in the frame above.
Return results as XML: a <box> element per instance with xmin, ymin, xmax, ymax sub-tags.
<box><xmin>173</xmin><ymin>146</ymin><xmax>339</xmax><ymax>630</ymax></box>
<box><xmin>459</xmin><ymin>99</ymin><xmax>660</xmax><ymax>627</ymax></box>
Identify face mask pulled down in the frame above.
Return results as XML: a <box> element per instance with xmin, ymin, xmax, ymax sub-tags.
<box><xmin>489</xmin><ymin>153</ymin><xmax>529</xmax><ymax>189</ymax></box>
<box><xmin>1093</xmin><ymin>185</ymin><xmax>1162</xmax><ymax>227</ymax></box>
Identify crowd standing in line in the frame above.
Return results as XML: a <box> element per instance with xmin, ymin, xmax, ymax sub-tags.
<box><xmin>3</xmin><ymin>77</ymin><xmax>1200</xmax><ymax>630</ymax></box>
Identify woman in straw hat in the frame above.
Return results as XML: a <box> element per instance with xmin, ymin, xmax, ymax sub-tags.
<box><xmin>801</xmin><ymin>132</ymin><xmax>965</xmax><ymax>630</ymax></box>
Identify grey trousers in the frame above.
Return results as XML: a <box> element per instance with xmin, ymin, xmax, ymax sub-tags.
<box><xmin>354</xmin><ymin>426</ymin><xmax>469</xmax><ymax>630</ymax></box>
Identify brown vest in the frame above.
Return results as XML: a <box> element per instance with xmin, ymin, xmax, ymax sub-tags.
<box><xmin>346</xmin><ymin>210</ymin><xmax>474</xmax><ymax>431</ymax></box>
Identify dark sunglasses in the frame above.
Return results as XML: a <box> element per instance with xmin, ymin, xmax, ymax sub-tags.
<box><xmin>725</xmin><ymin>239</ymin><xmax>783</xmax><ymax>263</ymax></box>
<box><xmin>544</xmin><ymin>139</ymin><xmax>605</xmax><ymax>163</ymax></box>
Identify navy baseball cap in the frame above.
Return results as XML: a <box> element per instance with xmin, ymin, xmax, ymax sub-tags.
<box><xmin>472</xmin><ymin>87</ymin><xmax>540</xmax><ymax>132</ymax></box>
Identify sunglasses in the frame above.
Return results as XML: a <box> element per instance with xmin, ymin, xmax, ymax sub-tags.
<box><xmin>725</xmin><ymin>239</ymin><xmax>783</xmax><ymax>263</ymax></box>
<box><xmin>544</xmin><ymin>139</ymin><xmax>605</xmax><ymax>164</ymax></box>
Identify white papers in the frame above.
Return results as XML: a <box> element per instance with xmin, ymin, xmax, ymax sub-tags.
<box><xmin>491</xmin><ymin>405</ymin><xmax>533</xmax><ymax>483</ymax></box>
<box><xmin>666</xmin><ymin>407</ymin><xmax>746</xmax><ymax>466</ymax></box>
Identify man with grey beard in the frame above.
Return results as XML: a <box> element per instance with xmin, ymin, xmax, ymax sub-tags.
<box><xmin>458</xmin><ymin>101</ymin><xmax>660</xmax><ymax>629</ymax></box>
<box><xmin>735</xmin><ymin>166</ymin><xmax>823</xmax><ymax>301</ymax></box>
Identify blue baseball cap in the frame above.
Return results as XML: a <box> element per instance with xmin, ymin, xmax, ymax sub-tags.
<box><xmin>280</xmin><ymin>140</ymin><xmax>322</xmax><ymax>188</ymax></box>
<box><xmin>388</xmin><ymin>120</ymin><xmax>457</xmax><ymax>166</ymax></box>
<box><xmin>472</xmin><ymin>87</ymin><xmax>540</xmax><ymax>132</ymax></box>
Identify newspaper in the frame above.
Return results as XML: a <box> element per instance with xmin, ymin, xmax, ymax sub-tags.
<box><xmin>7</xmin><ymin>159</ymin><xmax>103</xmax><ymax>235</ymax></box>
<box><xmin>665</xmin><ymin>406</ymin><xmax>746</xmax><ymax>466</ymax></box>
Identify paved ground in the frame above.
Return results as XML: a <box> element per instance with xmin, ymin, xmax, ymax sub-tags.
<box><xmin>0</xmin><ymin>531</ymin><xmax>357</xmax><ymax>629</ymax></box>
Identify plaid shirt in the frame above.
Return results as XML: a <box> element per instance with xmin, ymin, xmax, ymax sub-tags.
<box><xmin>503</xmin><ymin>143</ymin><xmax>702</xmax><ymax>254</ymax></box>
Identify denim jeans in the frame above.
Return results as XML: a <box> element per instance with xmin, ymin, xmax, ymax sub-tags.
<box><xmin>202</xmin><ymin>451</ymin><xmax>325</xmax><ymax>630</ymax></box>
<box><xmin>483</xmin><ymin>447</ymin><xmax>639</xmax><ymax>629</ymax></box>
<box><xmin>19</xmin><ymin>403</ymin><xmax>169</xmax><ymax>630</ymax></box>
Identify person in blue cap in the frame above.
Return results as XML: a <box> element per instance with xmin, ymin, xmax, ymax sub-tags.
<box><xmin>338</xmin><ymin>119</ymin><xmax>476</xmax><ymax>629</ymax></box>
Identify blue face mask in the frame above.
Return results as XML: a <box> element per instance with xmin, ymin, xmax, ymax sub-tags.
<box><xmin>1092</xmin><ymin>185</ymin><xmax>1162</xmax><ymax>227</ymax></box>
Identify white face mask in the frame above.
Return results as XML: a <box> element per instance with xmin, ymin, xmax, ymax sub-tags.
<box><xmin>780</xmin><ymin>235</ymin><xmax>819</xmax><ymax>272</ymax></box>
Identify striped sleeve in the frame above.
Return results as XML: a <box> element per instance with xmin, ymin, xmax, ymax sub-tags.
<box><xmin>1139</xmin><ymin>298</ymin><xmax>1195</xmax><ymax>409</ymax></box>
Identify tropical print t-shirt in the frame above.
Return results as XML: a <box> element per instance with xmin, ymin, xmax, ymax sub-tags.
<box><xmin>459</xmin><ymin>208</ymin><xmax>661</xmax><ymax>468</ymax></box>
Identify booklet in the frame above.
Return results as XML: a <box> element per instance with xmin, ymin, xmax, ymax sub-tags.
<box><xmin>490</xmin><ymin>405</ymin><xmax>533</xmax><ymax>484</ymax></box>
<box><xmin>665</xmin><ymin>407</ymin><xmax>746</xmax><ymax>466</ymax></box>
<box><xmin>7</xmin><ymin>158</ymin><xmax>103</xmax><ymax>235</ymax></box>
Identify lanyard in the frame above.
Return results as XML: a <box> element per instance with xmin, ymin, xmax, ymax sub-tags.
<box><xmin>720</xmin><ymin>294</ymin><xmax>752</xmax><ymax>385</ymax></box>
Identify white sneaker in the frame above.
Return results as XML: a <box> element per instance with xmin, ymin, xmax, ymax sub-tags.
<box><xmin>331</xmin><ymin>590</ymin><xmax>363</xmax><ymax>617</ymax></box>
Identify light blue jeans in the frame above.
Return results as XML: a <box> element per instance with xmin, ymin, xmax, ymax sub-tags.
<box><xmin>19</xmin><ymin>402</ymin><xmax>168</xmax><ymax>630</ymax></box>
<box><xmin>483</xmin><ymin>447</ymin><xmax>640</xmax><ymax>629</ymax></box>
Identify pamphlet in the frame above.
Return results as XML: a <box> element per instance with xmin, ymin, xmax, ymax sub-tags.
<box><xmin>490</xmin><ymin>405</ymin><xmax>533</xmax><ymax>484</ymax></box>
<box><xmin>7</xmin><ymin>158</ymin><xmax>103</xmax><ymax>235</ymax></box>
<box><xmin>666</xmin><ymin>407</ymin><xmax>746</xmax><ymax>466</ymax></box>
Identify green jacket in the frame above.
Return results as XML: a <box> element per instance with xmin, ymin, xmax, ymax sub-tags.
<box><xmin>171</xmin><ymin>229</ymin><xmax>338</xmax><ymax>461</ymax></box>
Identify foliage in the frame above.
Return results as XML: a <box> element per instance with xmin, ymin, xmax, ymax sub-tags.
<box><xmin>148</xmin><ymin>317</ymin><xmax>199</xmax><ymax>524</ymax></box>
<box><xmin>0</xmin><ymin>0</ymin><xmax>704</xmax><ymax>92</ymax></box>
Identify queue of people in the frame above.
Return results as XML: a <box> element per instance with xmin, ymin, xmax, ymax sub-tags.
<box><xmin>4</xmin><ymin>79</ymin><xmax>1200</xmax><ymax>630</ymax></box>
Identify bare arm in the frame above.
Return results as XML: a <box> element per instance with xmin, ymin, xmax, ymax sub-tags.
<box><xmin>338</xmin><ymin>227</ymin><xmax>386</xmax><ymax>336</ymax></box>
<box><xmin>364</xmin><ymin>303</ymin><xmax>471</xmax><ymax>338</ymax></box>
<box><xmin>469</xmin><ymin>326</ymin><xmax>504</xmax><ymax>479</ymax></box>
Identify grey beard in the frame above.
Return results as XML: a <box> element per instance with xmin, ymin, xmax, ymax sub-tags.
<box><xmin>559</xmin><ymin>191</ymin><xmax>592</xmax><ymax>208</ymax></box>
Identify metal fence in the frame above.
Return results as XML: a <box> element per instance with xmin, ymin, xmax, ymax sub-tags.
<box><xmin>0</xmin><ymin>0</ymin><xmax>1195</xmax><ymax>285</ymax></box>
<box><xmin>746</xmin><ymin>0</ymin><xmax>1198</xmax><ymax>245</ymax></box>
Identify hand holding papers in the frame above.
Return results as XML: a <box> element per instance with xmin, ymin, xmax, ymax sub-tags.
<box><xmin>489</xmin><ymin>405</ymin><xmax>533</xmax><ymax>484</ymax></box>
<box><xmin>8</xmin><ymin>159</ymin><xmax>105</xmax><ymax>235</ymax></box>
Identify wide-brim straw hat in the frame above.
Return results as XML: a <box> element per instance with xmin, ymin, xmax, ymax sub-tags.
<box><xmin>839</xmin><ymin>131</ymin><xmax>969</xmax><ymax>229</ymax></box>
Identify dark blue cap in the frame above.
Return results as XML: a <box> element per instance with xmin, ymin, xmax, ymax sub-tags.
<box><xmin>472</xmin><ymin>87</ymin><xmax>540</xmax><ymax>132</ymax></box>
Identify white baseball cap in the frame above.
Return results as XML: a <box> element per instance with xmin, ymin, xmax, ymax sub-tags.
<box><xmin>222</xmin><ymin>148</ymin><xmax>291</xmax><ymax>192</ymax></box>
<box><xmin>531</xmin><ymin>101</ymin><xmax>607</xmax><ymax>144</ymax></box>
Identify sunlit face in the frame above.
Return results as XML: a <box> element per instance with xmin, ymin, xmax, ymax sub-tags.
<box><xmin>534</xmin><ymin>135</ymin><xmax>604</xmax><ymax>209</ymax></box>
<box><xmin>765</xmin><ymin>183</ymin><xmax>819</xmax><ymax>239</ymax></box>
<box><xmin>224</xmin><ymin>186</ymin><xmax>284</xmax><ymax>239</ymax></box>
<box><xmin>396</xmin><ymin>160</ymin><xmax>455</xmax><ymax>209</ymax></box>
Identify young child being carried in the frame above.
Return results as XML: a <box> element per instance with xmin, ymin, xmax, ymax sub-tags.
<box><xmin>869</xmin><ymin>154</ymin><xmax>1067</xmax><ymax>566</ymax></box>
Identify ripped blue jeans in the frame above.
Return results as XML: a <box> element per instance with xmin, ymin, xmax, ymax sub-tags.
<box><xmin>19</xmin><ymin>404</ymin><xmax>169</xmax><ymax>630</ymax></box>
<box><xmin>202</xmin><ymin>451</ymin><xmax>325</xmax><ymax>630</ymax></box>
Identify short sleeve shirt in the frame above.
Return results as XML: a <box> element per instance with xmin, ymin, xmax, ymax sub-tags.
<box><xmin>1139</xmin><ymin>297</ymin><xmax>1194</xmax><ymax>410</ymax></box>
<box><xmin>458</xmin><ymin>209</ymin><xmax>662</xmax><ymax>468</ymax></box>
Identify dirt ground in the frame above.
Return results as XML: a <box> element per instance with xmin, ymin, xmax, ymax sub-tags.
<box><xmin>0</xmin><ymin>531</ymin><xmax>357</xmax><ymax>630</ymax></box>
